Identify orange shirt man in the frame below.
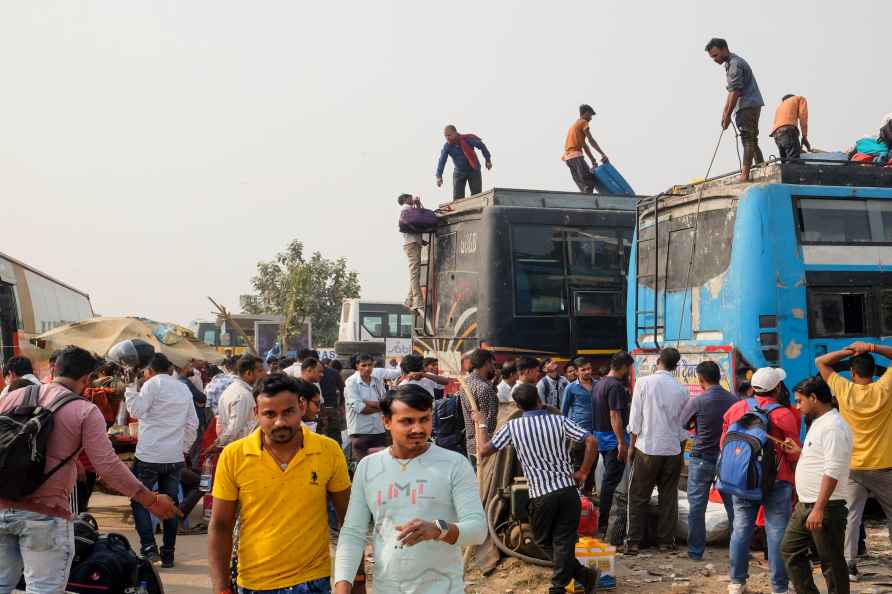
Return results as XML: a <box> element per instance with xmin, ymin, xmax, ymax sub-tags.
<box><xmin>562</xmin><ymin>104</ymin><xmax>608</xmax><ymax>194</ymax></box>
<box><xmin>770</xmin><ymin>95</ymin><xmax>810</xmax><ymax>160</ymax></box>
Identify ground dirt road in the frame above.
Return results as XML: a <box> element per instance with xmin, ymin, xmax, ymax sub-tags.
<box><xmin>83</xmin><ymin>494</ymin><xmax>892</xmax><ymax>594</ymax></box>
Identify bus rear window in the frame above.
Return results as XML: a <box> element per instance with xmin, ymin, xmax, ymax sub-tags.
<box><xmin>797</xmin><ymin>198</ymin><xmax>892</xmax><ymax>244</ymax></box>
<box><xmin>809</xmin><ymin>289</ymin><xmax>867</xmax><ymax>337</ymax></box>
<box><xmin>574</xmin><ymin>291</ymin><xmax>620</xmax><ymax>316</ymax></box>
<box><xmin>512</xmin><ymin>225</ymin><xmax>566</xmax><ymax>315</ymax></box>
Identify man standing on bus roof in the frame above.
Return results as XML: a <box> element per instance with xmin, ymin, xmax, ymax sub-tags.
<box><xmin>398</xmin><ymin>193</ymin><xmax>426</xmax><ymax>313</ymax></box>
<box><xmin>815</xmin><ymin>342</ymin><xmax>892</xmax><ymax>582</ymax></box>
<box><xmin>770</xmin><ymin>94</ymin><xmax>810</xmax><ymax>161</ymax></box>
<box><xmin>705</xmin><ymin>37</ymin><xmax>765</xmax><ymax>182</ymax></box>
<box><xmin>562</xmin><ymin>104</ymin><xmax>609</xmax><ymax>194</ymax></box>
<box><xmin>435</xmin><ymin>125</ymin><xmax>492</xmax><ymax>200</ymax></box>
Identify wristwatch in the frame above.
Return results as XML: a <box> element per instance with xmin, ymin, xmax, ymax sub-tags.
<box><xmin>435</xmin><ymin>519</ymin><xmax>449</xmax><ymax>540</ymax></box>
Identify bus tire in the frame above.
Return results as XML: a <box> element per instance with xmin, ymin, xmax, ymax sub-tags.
<box><xmin>334</xmin><ymin>341</ymin><xmax>385</xmax><ymax>356</ymax></box>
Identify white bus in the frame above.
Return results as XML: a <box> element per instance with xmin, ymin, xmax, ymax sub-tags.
<box><xmin>337</xmin><ymin>299</ymin><xmax>413</xmax><ymax>360</ymax></box>
<box><xmin>0</xmin><ymin>251</ymin><xmax>94</xmax><ymax>369</ymax></box>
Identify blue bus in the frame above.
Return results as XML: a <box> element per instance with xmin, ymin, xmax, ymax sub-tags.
<box><xmin>627</xmin><ymin>159</ymin><xmax>892</xmax><ymax>393</ymax></box>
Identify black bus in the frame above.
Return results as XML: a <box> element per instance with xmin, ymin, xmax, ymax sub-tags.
<box><xmin>413</xmin><ymin>187</ymin><xmax>637</xmax><ymax>374</ymax></box>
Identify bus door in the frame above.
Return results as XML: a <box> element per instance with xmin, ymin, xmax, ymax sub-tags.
<box><xmin>570</xmin><ymin>288</ymin><xmax>625</xmax><ymax>360</ymax></box>
<box><xmin>0</xmin><ymin>283</ymin><xmax>17</xmax><ymax>364</ymax></box>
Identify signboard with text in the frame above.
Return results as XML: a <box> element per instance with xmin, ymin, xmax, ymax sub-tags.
<box><xmin>632</xmin><ymin>347</ymin><xmax>734</xmax><ymax>397</ymax></box>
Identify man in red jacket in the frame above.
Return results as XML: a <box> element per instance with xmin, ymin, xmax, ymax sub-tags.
<box><xmin>721</xmin><ymin>367</ymin><xmax>801</xmax><ymax>594</ymax></box>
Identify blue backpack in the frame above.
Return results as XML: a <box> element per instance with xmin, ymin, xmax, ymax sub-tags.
<box><xmin>715</xmin><ymin>398</ymin><xmax>783</xmax><ymax>501</ymax></box>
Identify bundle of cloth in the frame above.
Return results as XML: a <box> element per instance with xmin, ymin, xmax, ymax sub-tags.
<box><xmin>850</xmin><ymin>113</ymin><xmax>892</xmax><ymax>164</ymax></box>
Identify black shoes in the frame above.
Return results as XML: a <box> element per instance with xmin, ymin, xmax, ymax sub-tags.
<box><xmin>160</xmin><ymin>548</ymin><xmax>175</xmax><ymax>569</ymax></box>
<box><xmin>141</xmin><ymin>546</ymin><xmax>161</xmax><ymax>565</ymax></box>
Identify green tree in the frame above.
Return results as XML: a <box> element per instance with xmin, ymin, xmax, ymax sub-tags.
<box><xmin>241</xmin><ymin>240</ymin><xmax>360</xmax><ymax>348</ymax></box>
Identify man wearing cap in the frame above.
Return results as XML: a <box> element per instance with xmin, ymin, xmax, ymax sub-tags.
<box><xmin>721</xmin><ymin>367</ymin><xmax>801</xmax><ymax>594</ymax></box>
<box><xmin>561</xmin><ymin>104</ymin><xmax>609</xmax><ymax>194</ymax></box>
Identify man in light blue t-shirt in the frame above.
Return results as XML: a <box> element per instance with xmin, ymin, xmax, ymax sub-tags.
<box><xmin>334</xmin><ymin>384</ymin><xmax>486</xmax><ymax>594</ymax></box>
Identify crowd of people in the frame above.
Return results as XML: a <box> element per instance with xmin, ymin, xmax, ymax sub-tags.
<box><xmin>1</xmin><ymin>337</ymin><xmax>892</xmax><ymax>594</ymax></box>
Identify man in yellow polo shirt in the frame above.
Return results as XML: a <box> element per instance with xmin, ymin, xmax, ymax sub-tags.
<box><xmin>208</xmin><ymin>374</ymin><xmax>351</xmax><ymax>594</ymax></box>
<box><xmin>816</xmin><ymin>341</ymin><xmax>892</xmax><ymax>581</ymax></box>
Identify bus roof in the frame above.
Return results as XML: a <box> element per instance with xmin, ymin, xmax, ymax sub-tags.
<box><xmin>666</xmin><ymin>159</ymin><xmax>892</xmax><ymax>199</ymax></box>
<box><xmin>437</xmin><ymin>187</ymin><xmax>639</xmax><ymax>217</ymax></box>
<box><xmin>0</xmin><ymin>250</ymin><xmax>91</xmax><ymax>299</ymax></box>
<box><xmin>638</xmin><ymin>160</ymin><xmax>892</xmax><ymax>224</ymax></box>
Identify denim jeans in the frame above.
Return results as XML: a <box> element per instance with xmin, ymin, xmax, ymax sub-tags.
<box><xmin>686</xmin><ymin>456</ymin><xmax>734</xmax><ymax>558</ymax></box>
<box><xmin>0</xmin><ymin>508</ymin><xmax>74</xmax><ymax>594</ymax></box>
<box><xmin>597</xmin><ymin>448</ymin><xmax>625</xmax><ymax>534</ymax></box>
<box><xmin>238</xmin><ymin>576</ymin><xmax>331</xmax><ymax>593</ymax></box>
<box><xmin>130</xmin><ymin>458</ymin><xmax>184</xmax><ymax>556</ymax></box>
<box><xmin>730</xmin><ymin>480</ymin><xmax>793</xmax><ymax>593</ymax></box>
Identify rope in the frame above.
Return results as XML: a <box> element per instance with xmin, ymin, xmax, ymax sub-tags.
<box><xmin>673</xmin><ymin>128</ymin><xmax>726</xmax><ymax>345</ymax></box>
<box><xmin>731</xmin><ymin>121</ymin><xmax>743</xmax><ymax>170</ymax></box>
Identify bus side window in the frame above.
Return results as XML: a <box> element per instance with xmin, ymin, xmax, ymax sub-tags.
<box><xmin>399</xmin><ymin>314</ymin><xmax>413</xmax><ymax>338</ymax></box>
<box><xmin>388</xmin><ymin>313</ymin><xmax>399</xmax><ymax>338</ymax></box>
<box><xmin>361</xmin><ymin>315</ymin><xmax>384</xmax><ymax>338</ymax></box>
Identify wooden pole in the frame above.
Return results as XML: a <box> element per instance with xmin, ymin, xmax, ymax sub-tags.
<box><xmin>207</xmin><ymin>297</ymin><xmax>258</xmax><ymax>355</ymax></box>
<box><xmin>457</xmin><ymin>375</ymin><xmax>481</xmax><ymax>480</ymax></box>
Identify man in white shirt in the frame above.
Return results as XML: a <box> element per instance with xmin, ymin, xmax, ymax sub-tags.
<box><xmin>781</xmin><ymin>377</ymin><xmax>853</xmax><ymax>594</ymax></box>
<box><xmin>399</xmin><ymin>193</ymin><xmax>425</xmax><ymax>312</ymax></box>
<box><xmin>497</xmin><ymin>361</ymin><xmax>518</xmax><ymax>403</ymax></box>
<box><xmin>0</xmin><ymin>356</ymin><xmax>41</xmax><ymax>397</ymax></box>
<box><xmin>537</xmin><ymin>359</ymin><xmax>569</xmax><ymax>409</ymax></box>
<box><xmin>345</xmin><ymin>353</ymin><xmax>390</xmax><ymax>461</ymax></box>
<box><xmin>125</xmin><ymin>353</ymin><xmax>200</xmax><ymax>566</ymax></box>
<box><xmin>216</xmin><ymin>354</ymin><xmax>265</xmax><ymax>449</ymax></box>
<box><xmin>625</xmin><ymin>347</ymin><xmax>690</xmax><ymax>554</ymax></box>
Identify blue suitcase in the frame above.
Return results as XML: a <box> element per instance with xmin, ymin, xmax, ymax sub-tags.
<box><xmin>591</xmin><ymin>162</ymin><xmax>635</xmax><ymax>196</ymax></box>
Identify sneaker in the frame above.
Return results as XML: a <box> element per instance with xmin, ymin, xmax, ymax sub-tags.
<box><xmin>728</xmin><ymin>583</ymin><xmax>747</xmax><ymax>594</ymax></box>
<box><xmin>597</xmin><ymin>574</ymin><xmax>617</xmax><ymax>590</ymax></box>
<box><xmin>161</xmin><ymin>556</ymin><xmax>175</xmax><ymax>569</ymax></box>
<box><xmin>141</xmin><ymin>546</ymin><xmax>161</xmax><ymax>565</ymax></box>
<box><xmin>687</xmin><ymin>552</ymin><xmax>703</xmax><ymax>561</ymax></box>
<box><xmin>623</xmin><ymin>542</ymin><xmax>639</xmax><ymax>556</ymax></box>
<box><xmin>848</xmin><ymin>561</ymin><xmax>860</xmax><ymax>582</ymax></box>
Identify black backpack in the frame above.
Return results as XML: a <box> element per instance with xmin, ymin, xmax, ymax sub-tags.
<box><xmin>0</xmin><ymin>384</ymin><xmax>83</xmax><ymax>500</ymax></box>
<box><xmin>432</xmin><ymin>395</ymin><xmax>466</xmax><ymax>455</ymax></box>
<box><xmin>67</xmin><ymin>533</ymin><xmax>146</xmax><ymax>593</ymax></box>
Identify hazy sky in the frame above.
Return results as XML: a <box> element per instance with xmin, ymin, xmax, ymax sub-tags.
<box><xmin>2</xmin><ymin>1</ymin><xmax>890</xmax><ymax>328</ymax></box>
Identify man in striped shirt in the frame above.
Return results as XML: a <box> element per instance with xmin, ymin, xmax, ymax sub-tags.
<box><xmin>475</xmin><ymin>384</ymin><xmax>598</xmax><ymax>594</ymax></box>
